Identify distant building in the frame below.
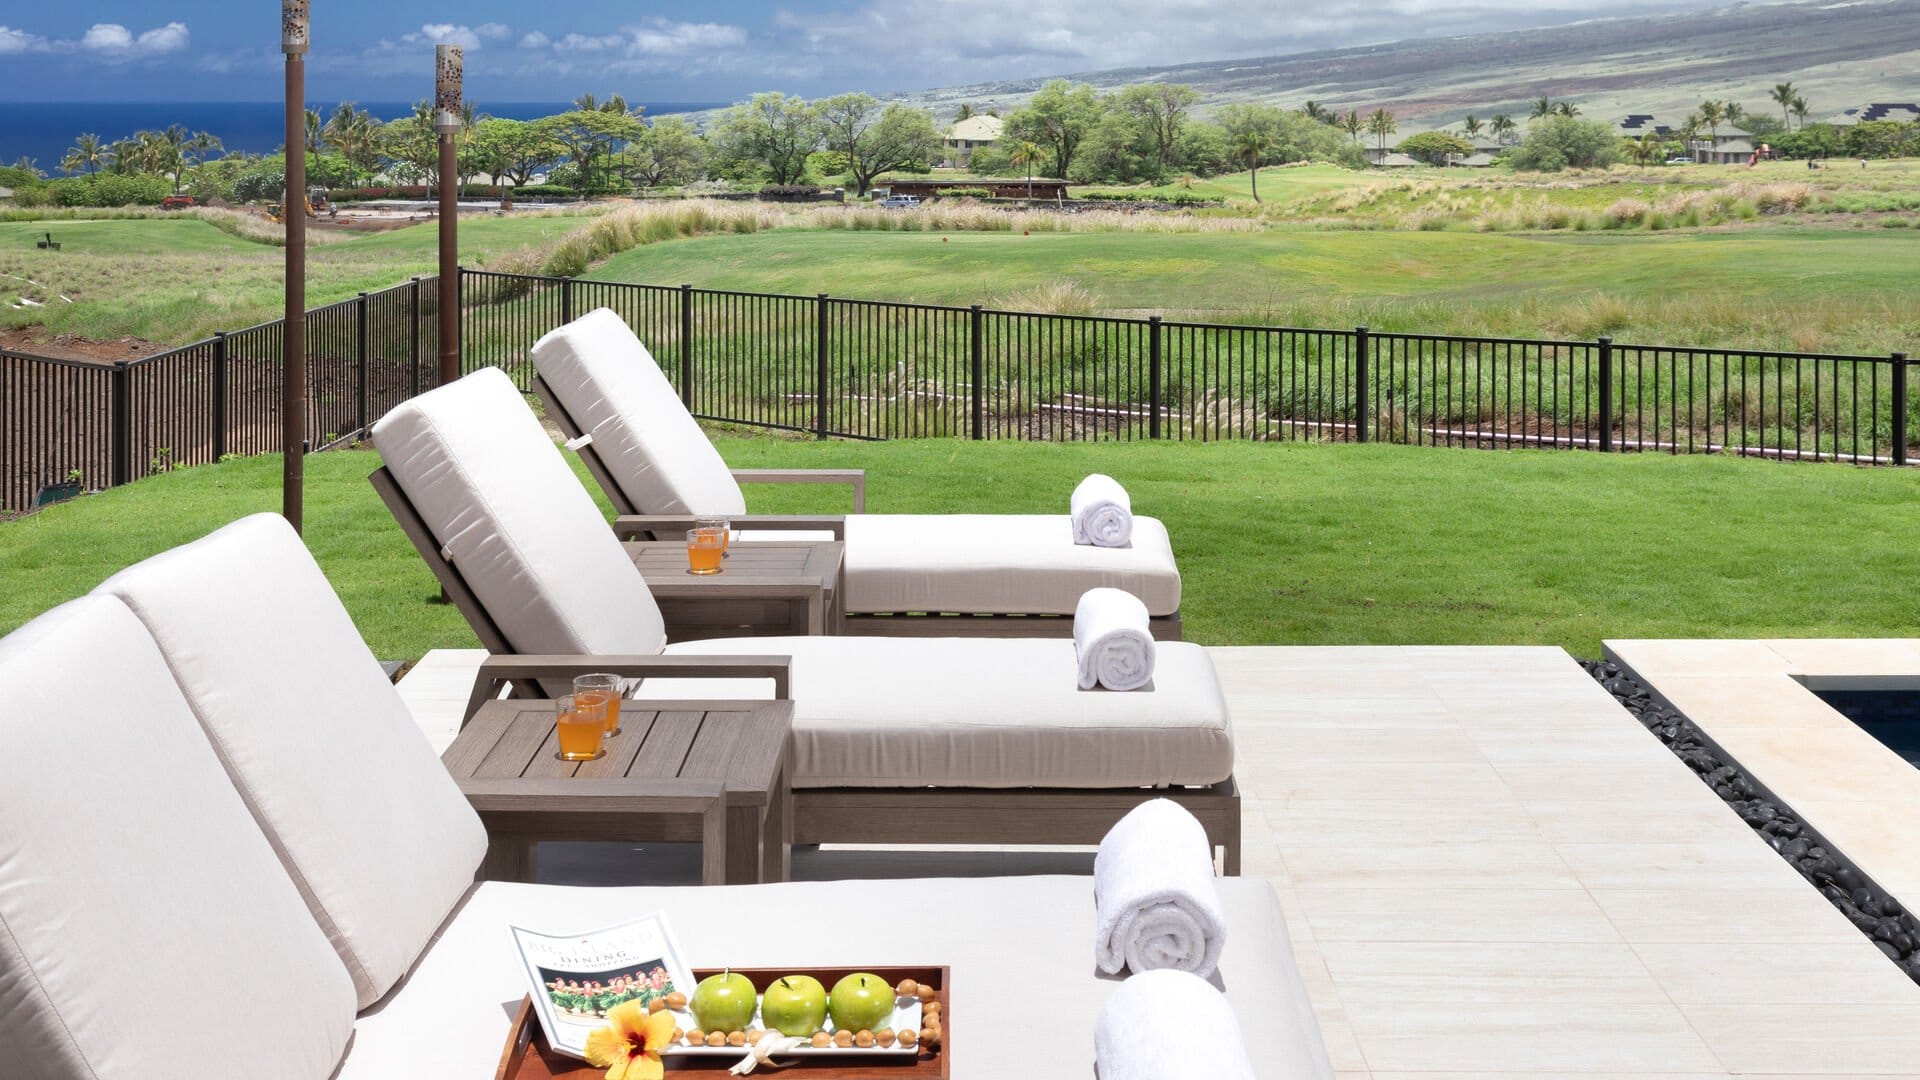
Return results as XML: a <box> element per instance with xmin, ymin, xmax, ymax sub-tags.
<box><xmin>1362</xmin><ymin>148</ymin><xmax>1421</xmax><ymax>167</ymax></box>
<box><xmin>1615</xmin><ymin>114</ymin><xmax>1675</xmax><ymax>138</ymax></box>
<box><xmin>1824</xmin><ymin>103</ymin><xmax>1920</xmax><ymax>127</ymax></box>
<box><xmin>941</xmin><ymin>115</ymin><xmax>1004</xmax><ymax>168</ymax></box>
<box><xmin>1687</xmin><ymin>123</ymin><xmax>1757</xmax><ymax>164</ymax></box>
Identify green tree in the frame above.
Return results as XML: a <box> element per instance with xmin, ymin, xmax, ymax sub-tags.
<box><xmin>1698</xmin><ymin>99</ymin><xmax>1727</xmax><ymax>144</ymax></box>
<box><xmin>1366</xmin><ymin>108</ymin><xmax>1397</xmax><ymax>161</ymax></box>
<box><xmin>1232</xmin><ymin>129</ymin><xmax>1272</xmax><ymax>201</ymax></box>
<box><xmin>1002</xmin><ymin>80</ymin><xmax>1100</xmax><ymax>181</ymax></box>
<box><xmin>323</xmin><ymin>103</ymin><xmax>380</xmax><ymax>171</ymax></box>
<box><xmin>1008</xmin><ymin>139</ymin><xmax>1044</xmax><ymax>197</ymax></box>
<box><xmin>379</xmin><ymin>103</ymin><xmax>439</xmax><ymax>191</ymax></box>
<box><xmin>1300</xmin><ymin>100</ymin><xmax>1333</xmax><ymax>124</ymax></box>
<box><xmin>1791</xmin><ymin>96</ymin><xmax>1811</xmax><ymax>130</ymax></box>
<box><xmin>710</xmin><ymin>93</ymin><xmax>823</xmax><ymax>185</ymax></box>
<box><xmin>1554</xmin><ymin>101</ymin><xmax>1580</xmax><ymax>118</ymax></box>
<box><xmin>1490</xmin><ymin>114</ymin><xmax>1517</xmax><ymax>145</ymax></box>
<box><xmin>62</xmin><ymin>134</ymin><xmax>103</xmax><ymax>176</ymax></box>
<box><xmin>187</xmin><ymin>130</ymin><xmax>224</xmax><ymax>167</ymax></box>
<box><xmin>1112</xmin><ymin>83</ymin><xmax>1200</xmax><ymax>180</ymax></box>
<box><xmin>469</xmin><ymin>118</ymin><xmax>562</xmax><ymax>188</ymax></box>
<box><xmin>1530</xmin><ymin>96</ymin><xmax>1555</xmax><ymax>119</ymax></box>
<box><xmin>1397</xmin><ymin>131</ymin><xmax>1472</xmax><ymax>166</ymax></box>
<box><xmin>1462</xmin><ymin>115</ymin><xmax>1483</xmax><ymax>141</ymax></box>
<box><xmin>954</xmin><ymin>103</ymin><xmax>976</xmax><ymax>122</ymax></box>
<box><xmin>817</xmin><ymin>94</ymin><xmax>941</xmax><ymax>195</ymax></box>
<box><xmin>1770</xmin><ymin>82</ymin><xmax>1798</xmax><ymax>130</ymax></box>
<box><xmin>619</xmin><ymin>116</ymin><xmax>707</xmax><ymax>189</ymax></box>
<box><xmin>1510</xmin><ymin>115</ymin><xmax>1620</xmax><ymax>171</ymax></box>
<box><xmin>1341</xmin><ymin>110</ymin><xmax>1363</xmax><ymax>147</ymax></box>
<box><xmin>536</xmin><ymin>108</ymin><xmax>644</xmax><ymax>192</ymax></box>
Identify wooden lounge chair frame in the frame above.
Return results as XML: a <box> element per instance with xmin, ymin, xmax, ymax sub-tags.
<box><xmin>371</xmin><ymin>465</ymin><xmax>1240</xmax><ymax>872</ymax></box>
<box><xmin>532</xmin><ymin>374</ymin><xmax>1184</xmax><ymax>641</ymax></box>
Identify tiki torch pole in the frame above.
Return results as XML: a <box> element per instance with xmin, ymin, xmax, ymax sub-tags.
<box><xmin>282</xmin><ymin>0</ymin><xmax>309</xmax><ymax>532</ymax></box>
<box><xmin>435</xmin><ymin>44</ymin><xmax>462</xmax><ymax>387</ymax></box>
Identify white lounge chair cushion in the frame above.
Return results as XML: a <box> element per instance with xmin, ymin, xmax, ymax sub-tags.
<box><xmin>0</xmin><ymin>597</ymin><xmax>356</xmax><ymax>1080</ymax></box>
<box><xmin>336</xmin><ymin>876</ymin><xmax>1330</xmax><ymax>1080</ymax></box>
<box><xmin>372</xmin><ymin>367</ymin><xmax>669</xmax><ymax>657</ymax></box>
<box><xmin>842</xmin><ymin>514</ymin><xmax>1182</xmax><ymax>617</ymax></box>
<box><xmin>532</xmin><ymin>307</ymin><xmax>748</xmax><ymax>516</ymax></box>
<box><xmin>96</xmin><ymin>514</ymin><xmax>489</xmax><ymax>1009</ymax></box>
<box><xmin>653</xmin><ymin>636</ymin><xmax>1233</xmax><ymax>788</ymax></box>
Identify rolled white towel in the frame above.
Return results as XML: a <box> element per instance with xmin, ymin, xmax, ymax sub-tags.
<box><xmin>1094</xmin><ymin>969</ymin><xmax>1256</xmax><ymax>1080</ymax></box>
<box><xmin>1094</xmin><ymin>798</ymin><xmax>1225</xmax><ymax>977</ymax></box>
<box><xmin>1071</xmin><ymin>473</ymin><xmax>1133</xmax><ymax>547</ymax></box>
<box><xmin>1075</xmin><ymin>587</ymin><xmax>1155</xmax><ymax>692</ymax></box>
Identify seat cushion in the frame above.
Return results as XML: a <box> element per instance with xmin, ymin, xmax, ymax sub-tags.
<box><xmin>841</xmin><ymin>514</ymin><xmax>1182</xmax><ymax>617</ymax></box>
<box><xmin>371</xmin><ymin>367</ymin><xmax>668</xmax><ymax>657</ymax></box>
<box><xmin>0</xmin><ymin>597</ymin><xmax>356</xmax><ymax>1080</ymax></box>
<box><xmin>532</xmin><ymin>308</ymin><xmax>747</xmax><ymax>516</ymax></box>
<box><xmin>655</xmin><ymin>636</ymin><xmax>1233</xmax><ymax>788</ymax></box>
<box><xmin>96</xmin><ymin>514</ymin><xmax>489</xmax><ymax>1010</ymax></box>
<box><xmin>337</xmin><ymin>876</ymin><xmax>1329</xmax><ymax>1080</ymax></box>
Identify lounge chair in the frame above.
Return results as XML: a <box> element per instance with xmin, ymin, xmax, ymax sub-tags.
<box><xmin>369</xmin><ymin>368</ymin><xmax>1244</xmax><ymax>870</ymax></box>
<box><xmin>0</xmin><ymin>522</ymin><xmax>1333</xmax><ymax>1079</ymax></box>
<box><xmin>531</xmin><ymin>308</ymin><xmax>1184</xmax><ymax>639</ymax></box>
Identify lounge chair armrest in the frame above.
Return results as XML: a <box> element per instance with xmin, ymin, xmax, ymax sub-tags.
<box><xmin>613</xmin><ymin>514</ymin><xmax>846</xmax><ymax>540</ymax></box>
<box><xmin>730</xmin><ymin>468</ymin><xmax>867</xmax><ymax>512</ymax></box>
<box><xmin>459</xmin><ymin>777</ymin><xmax>726</xmax><ymax>817</ymax></box>
<box><xmin>465</xmin><ymin>654</ymin><xmax>794</xmax><ymax>724</ymax></box>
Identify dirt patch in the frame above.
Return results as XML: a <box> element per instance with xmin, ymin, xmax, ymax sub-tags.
<box><xmin>0</xmin><ymin>327</ymin><xmax>166</xmax><ymax>364</ymax></box>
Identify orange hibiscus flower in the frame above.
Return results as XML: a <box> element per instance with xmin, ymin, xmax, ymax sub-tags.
<box><xmin>585</xmin><ymin>999</ymin><xmax>678</xmax><ymax>1080</ymax></box>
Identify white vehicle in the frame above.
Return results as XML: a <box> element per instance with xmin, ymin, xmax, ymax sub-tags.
<box><xmin>877</xmin><ymin>194</ymin><xmax>921</xmax><ymax>208</ymax></box>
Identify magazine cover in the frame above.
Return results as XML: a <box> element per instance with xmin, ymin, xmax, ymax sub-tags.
<box><xmin>510</xmin><ymin>913</ymin><xmax>696</xmax><ymax>1060</ymax></box>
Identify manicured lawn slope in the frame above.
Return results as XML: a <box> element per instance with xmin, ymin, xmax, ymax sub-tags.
<box><xmin>4</xmin><ymin>437</ymin><xmax>1915</xmax><ymax>659</ymax></box>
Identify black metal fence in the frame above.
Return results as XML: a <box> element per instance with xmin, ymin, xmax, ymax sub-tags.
<box><xmin>3</xmin><ymin>266</ymin><xmax>1912</xmax><ymax>514</ymax></box>
<box><xmin>1</xmin><ymin>277</ymin><xmax>438</xmax><ymax>513</ymax></box>
<box><xmin>461</xmin><ymin>270</ymin><xmax>1915</xmax><ymax>463</ymax></box>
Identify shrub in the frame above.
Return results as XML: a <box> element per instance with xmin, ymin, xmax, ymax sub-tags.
<box><xmin>936</xmin><ymin>188</ymin><xmax>993</xmax><ymax>199</ymax></box>
<box><xmin>47</xmin><ymin>173</ymin><xmax>172</xmax><ymax>207</ymax></box>
<box><xmin>759</xmin><ymin>184</ymin><xmax>823</xmax><ymax>200</ymax></box>
<box><xmin>1509</xmin><ymin>117</ymin><xmax>1620</xmax><ymax>172</ymax></box>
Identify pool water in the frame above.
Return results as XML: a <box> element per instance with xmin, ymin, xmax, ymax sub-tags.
<box><xmin>1813</xmin><ymin>689</ymin><xmax>1920</xmax><ymax>765</ymax></box>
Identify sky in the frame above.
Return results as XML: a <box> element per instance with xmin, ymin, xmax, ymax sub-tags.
<box><xmin>0</xmin><ymin>0</ymin><xmax>1727</xmax><ymax>104</ymax></box>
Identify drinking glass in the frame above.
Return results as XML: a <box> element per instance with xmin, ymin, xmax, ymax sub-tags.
<box><xmin>686</xmin><ymin>527</ymin><xmax>725</xmax><ymax>575</ymax></box>
<box><xmin>573</xmin><ymin>672</ymin><xmax>624</xmax><ymax>737</ymax></box>
<box><xmin>694</xmin><ymin>516</ymin><xmax>732</xmax><ymax>557</ymax></box>
<box><xmin>554</xmin><ymin>694</ymin><xmax>607</xmax><ymax>762</ymax></box>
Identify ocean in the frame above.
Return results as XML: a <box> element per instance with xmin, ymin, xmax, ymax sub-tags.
<box><xmin>0</xmin><ymin>101</ymin><xmax>725</xmax><ymax>175</ymax></box>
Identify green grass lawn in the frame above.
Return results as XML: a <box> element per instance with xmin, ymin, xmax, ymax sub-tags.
<box><xmin>4</xmin><ymin>437</ymin><xmax>1916</xmax><ymax>660</ymax></box>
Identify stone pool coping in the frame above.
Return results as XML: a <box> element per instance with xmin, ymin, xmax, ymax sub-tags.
<box><xmin>1605</xmin><ymin>638</ymin><xmax>1920</xmax><ymax>919</ymax></box>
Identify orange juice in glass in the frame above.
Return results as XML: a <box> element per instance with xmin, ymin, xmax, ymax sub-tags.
<box><xmin>695</xmin><ymin>516</ymin><xmax>731</xmax><ymax>557</ymax></box>
<box><xmin>686</xmin><ymin>527</ymin><xmax>724</xmax><ymax>575</ymax></box>
<box><xmin>555</xmin><ymin>694</ymin><xmax>607</xmax><ymax>762</ymax></box>
<box><xmin>573</xmin><ymin>673</ymin><xmax>623</xmax><ymax>736</ymax></box>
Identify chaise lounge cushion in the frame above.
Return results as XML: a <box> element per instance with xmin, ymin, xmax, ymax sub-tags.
<box><xmin>337</xmin><ymin>876</ymin><xmax>1331</xmax><ymax>1080</ymax></box>
<box><xmin>654</xmin><ymin>636</ymin><xmax>1234</xmax><ymax>788</ymax></box>
<box><xmin>372</xmin><ymin>366</ymin><xmax>669</xmax><ymax>657</ymax></box>
<box><xmin>842</xmin><ymin>514</ymin><xmax>1182</xmax><ymax>617</ymax></box>
<box><xmin>532</xmin><ymin>307</ymin><xmax>747</xmax><ymax>516</ymax></box>
<box><xmin>0</xmin><ymin>596</ymin><xmax>356</xmax><ymax>1079</ymax></box>
<box><xmin>96</xmin><ymin>514</ymin><xmax>490</xmax><ymax>1009</ymax></box>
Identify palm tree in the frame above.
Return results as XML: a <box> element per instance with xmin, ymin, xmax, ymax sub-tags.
<box><xmin>1724</xmin><ymin>102</ymin><xmax>1744</xmax><ymax>124</ymax></box>
<box><xmin>1769</xmin><ymin>82</ymin><xmax>1799</xmax><ymax>130</ymax></box>
<box><xmin>187</xmin><ymin>130</ymin><xmax>223</xmax><ymax>166</ymax></box>
<box><xmin>324</xmin><ymin>103</ymin><xmax>379</xmax><ymax>170</ymax></box>
<box><xmin>1631</xmin><ymin>130</ymin><xmax>1663</xmax><ymax>166</ymax></box>
<box><xmin>1009</xmin><ymin>140</ymin><xmax>1043</xmax><ymax>198</ymax></box>
<box><xmin>572</xmin><ymin>92</ymin><xmax>600</xmax><ymax>112</ymax></box>
<box><xmin>304</xmin><ymin>107</ymin><xmax>324</xmax><ymax>154</ymax></box>
<box><xmin>1490</xmin><ymin>114</ymin><xmax>1517</xmax><ymax>145</ymax></box>
<box><xmin>1341</xmin><ymin>110</ymin><xmax>1364</xmax><ymax>147</ymax></box>
<box><xmin>1554</xmin><ymin>101</ymin><xmax>1580</xmax><ymax>117</ymax></box>
<box><xmin>1530</xmin><ymin>96</ymin><xmax>1555</xmax><ymax>120</ymax></box>
<box><xmin>62</xmin><ymin>133</ymin><xmax>104</xmax><ymax>176</ymax></box>
<box><xmin>1301</xmin><ymin>100</ymin><xmax>1333</xmax><ymax>124</ymax></box>
<box><xmin>1462</xmin><ymin>115</ymin><xmax>1483</xmax><ymax>142</ymax></box>
<box><xmin>1699</xmin><ymin>99</ymin><xmax>1726</xmax><ymax>145</ymax></box>
<box><xmin>1366</xmin><ymin>108</ymin><xmax>1397</xmax><ymax>163</ymax></box>
<box><xmin>1790</xmin><ymin>95</ymin><xmax>1811</xmax><ymax>130</ymax></box>
<box><xmin>1234</xmin><ymin>129</ymin><xmax>1272</xmax><ymax>202</ymax></box>
<box><xmin>954</xmin><ymin>103</ymin><xmax>976</xmax><ymax>122</ymax></box>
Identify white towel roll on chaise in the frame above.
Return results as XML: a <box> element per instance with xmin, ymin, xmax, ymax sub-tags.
<box><xmin>1094</xmin><ymin>968</ymin><xmax>1257</xmax><ymax>1080</ymax></box>
<box><xmin>1093</xmin><ymin>798</ymin><xmax>1227</xmax><ymax>978</ymax></box>
<box><xmin>1075</xmin><ymin>587</ymin><xmax>1156</xmax><ymax>692</ymax></box>
<box><xmin>1071</xmin><ymin>472</ymin><xmax>1134</xmax><ymax>547</ymax></box>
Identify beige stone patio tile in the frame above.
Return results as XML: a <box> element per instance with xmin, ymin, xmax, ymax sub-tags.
<box><xmin>1467</xmin><ymin>723</ymin><xmax>1680</xmax><ymax>768</ymax></box>
<box><xmin>1589</xmin><ymin>887</ymin><xmax>1864</xmax><ymax>945</ymax></box>
<box><xmin>1321</xmin><ymin>940</ymin><xmax>1663</xmax><ymax>1002</ymax></box>
<box><xmin>1634</xmin><ymin>940</ymin><xmax>1919</xmax><ymax>1005</ymax></box>
<box><xmin>1521</xmin><ymin>798</ymin><xmax>1754</xmax><ymax>846</ymax></box>
<box><xmin>1263</xmin><ymin>796</ymin><xmax>1544</xmax><ymax>846</ymax></box>
<box><xmin>1237</xmin><ymin>760</ymin><xmax>1513</xmax><ymax>803</ymax></box>
<box><xmin>1681</xmin><ymin>1003</ymin><xmax>1920</xmax><ymax>1074</ymax></box>
<box><xmin>1765</xmin><ymin>637</ymin><xmax>1920</xmax><ymax>674</ymax></box>
<box><xmin>1340</xmin><ymin>998</ymin><xmax>1722</xmax><ymax>1073</ymax></box>
<box><xmin>1606</xmin><ymin>639</ymin><xmax>1788</xmax><ymax>678</ymax></box>
<box><xmin>1296</xmin><ymin>887</ymin><xmax>1621</xmax><ymax>944</ymax></box>
<box><xmin>1283</xmin><ymin>839</ymin><xmax>1580</xmax><ymax>890</ymax></box>
<box><xmin>1370</xmin><ymin>1074</ymin><xmax>1730</xmax><ymax>1080</ymax></box>
<box><xmin>1494</xmin><ymin>758</ymin><xmax>1709</xmax><ymax>804</ymax></box>
<box><xmin>1699</xmin><ymin>719</ymin><xmax>1920</xmax><ymax>803</ymax></box>
<box><xmin>1237</xmin><ymin>726</ymin><xmax>1486</xmax><ymax>765</ymax></box>
<box><xmin>1789</xmin><ymin>797</ymin><xmax>1920</xmax><ymax>912</ymax></box>
<box><xmin>397</xmin><ymin>646</ymin><xmax>487</xmax><ymax>754</ymax></box>
<box><xmin>1629</xmin><ymin>674</ymin><xmax>1832</xmax><ymax>734</ymax></box>
<box><xmin>1552</xmin><ymin>840</ymin><xmax>1810</xmax><ymax>892</ymax></box>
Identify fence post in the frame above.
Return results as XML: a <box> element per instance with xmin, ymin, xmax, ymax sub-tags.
<box><xmin>969</xmin><ymin>305</ymin><xmax>985</xmax><ymax>440</ymax></box>
<box><xmin>1354</xmin><ymin>326</ymin><xmax>1371</xmax><ymax>444</ymax></box>
<box><xmin>815</xmin><ymin>294</ymin><xmax>831</xmax><ymax>440</ymax></box>
<box><xmin>679</xmin><ymin>284</ymin><xmax>695</xmax><ymax>410</ymax></box>
<box><xmin>355</xmin><ymin>292</ymin><xmax>370</xmax><ymax>435</ymax></box>
<box><xmin>1894</xmin><ymin>352</ymin><xmax>1909</xmax><ymax>466</ymax></box>
<box><xmin>211</xmin><ymin>331</ymin><xmax>229</xmax><ymax>460</ymax></box>
<box><xmin>1148</xmin><ymin>315</ymin><xmax>1163</xmax><ymax>440</ymax></box>
<box><xmin>561</xmin><ymin>277</ymin><xmax>575</xmax><ymax>325</ymax></box>
<box><xmin>1597</xmin><ymin>337</ymin><xmax>1614</xmax><ymax>452</ymax></box>
<box><xmin>110</xmin><ymin>361</ymin><xmax>132</xmax><ymax>487</ymax></box>
<box><xmin>408</xmin><ymin>277</ymin><xmax>423</xmax><ymax>398</ymax></box>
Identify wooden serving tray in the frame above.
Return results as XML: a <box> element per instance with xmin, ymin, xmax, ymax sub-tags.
<box><xmin>496</xmin><ymin>965</ymin><xmax>950</xmax><ymax>1079</ymax></box>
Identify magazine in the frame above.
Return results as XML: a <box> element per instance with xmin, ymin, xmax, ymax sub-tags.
<box><xmin>510</xmin><ymin>913</ymin><xmax>696</xmax><ymax>1060</ymax></box>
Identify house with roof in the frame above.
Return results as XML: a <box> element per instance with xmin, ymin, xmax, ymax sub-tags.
<box><xmin>941</xmin><ymin>115</ymin><xmax>1004</xmax><ymax>168</ymax></box>
<box><xmin>1687</xmin><ymin>123</ymin><xmax>1758</xmax><ymax>164</ymax></box>
<box><xmin>1825</xmin><ymin>103</ymin><xmax>1920</xmax><ymax>127</ymax></box>
<box><xmin>1615</xmin><ymin>114</ymin><xmax>1675</xmax><ymax>139</ymax></box>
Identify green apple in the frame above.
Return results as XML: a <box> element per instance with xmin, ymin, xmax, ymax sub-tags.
<box><xmin>760</xmin><ymin>974</ymin><xmax>828</xmax><ymax>1037</ymax></box>
<box><xmin>691</xmin><ymin>970</ymin><xmax>757</xmax><ymax>1033</ymax></box>
<box><xmin>828</xmin><ymin>972</ymin><xmax>893</xmax><ymax>1034</ymax></box>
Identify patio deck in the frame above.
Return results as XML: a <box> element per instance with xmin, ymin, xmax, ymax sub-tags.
<box><xmin>399</xmin><ymin>644</ymin><xmax>1920</xmax><ymax>1077</ymax></box>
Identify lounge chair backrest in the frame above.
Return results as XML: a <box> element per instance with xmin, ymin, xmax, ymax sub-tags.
<box><xmin>96</xmin><ymin>514</ymin><xmax>489</xmax><ymax>1010</ymax></box>
<box><xmin>0</xmin><ymin>596</ymin><xmax>356</xmax><ymax>1079</ymax></box>
<box><xmin>370</xmin><ymin>366</ymin><xmax>670</xmax><ymax>656</ymax></box>
<box><xmin>531</xmin><ymin>308</ymin><xmax>748</xmax><ymax>516</ymax></box>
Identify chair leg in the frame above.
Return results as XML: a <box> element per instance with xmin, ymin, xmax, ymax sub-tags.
<box><xmin>483</xmin><ymin>834</ymin><xmax>534</xmax><ymax>883</ymax></box>
<box><xmin>725</xmin><ymin>804</ymin><xmax>761</xmax><ymax>885</ymax></box>
<box><xmin>700</xmin><ymin>803</ymin><xmax>729</xmax><ymax>886</ymax></box>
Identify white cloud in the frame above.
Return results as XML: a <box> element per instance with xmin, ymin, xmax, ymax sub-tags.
<box><xmin>626</xmin><ymin>19</ymin><xmax>746</xmax><ymax>56</ymax></box>
<box><xmin>80</xmin><ymin>24</ymin><xmax>134</xmax><ymax>51</ymax></box>
<box><xmin>135</xmin><ymin>22</ymin><xmax>191</xmax><ymax>54</ymax></box>
<box><xmin>415</xmin><ymin>23</ymin><xmax>500</xmax><ymax>50</ymax></box>
<box><xmin>57</xmin><ymin>21</ymin><xmax>191</xmax><ymax>60</ymax></box>
<box><xmin>0</xmin><ymin>25</ymin><xmax>49</xmax><ymax>54</ymax></box>
<box><xmin>552</xmin><ymin>32</ymin><xmax>626</xmax><ymax>53</ymax></box>
<box><xmin>518</xmin><ymin>31</ymin><xmax>549</xmax><ymax>49</ymax></box>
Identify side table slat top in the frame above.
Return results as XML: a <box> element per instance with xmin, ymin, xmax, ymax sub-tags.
<box><xmin>623</xmin><ymin>710</ymin><xmax>706</xmax><ymax>778</ymax></box>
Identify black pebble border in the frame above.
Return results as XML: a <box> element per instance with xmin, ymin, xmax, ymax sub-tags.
<box><xmin>1580</xmin><ymin>657</ymin><xmax>1920</xmax><ymax>984</ymax></box>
